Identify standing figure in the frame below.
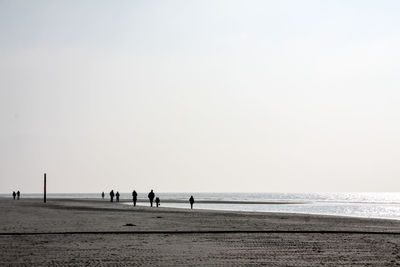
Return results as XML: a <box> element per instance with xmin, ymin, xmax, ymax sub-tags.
<box><xmin>116</xmin><ymin>192</ymin><xmax>120</xmax><ymax>202</ymax></box>
<box><xmin>189</xmin><ymin>196</ymin><xmax>194</xmax><ymax>209</ymax></box>
<box><xmin>110</xmin><ymin>190</ymin><xmax>115</xmax><ymax>202</ymax></box>
<box><xmin>16</xmin><ymin>191</ymin><xmax>20</xmax><ymax>200</ymax></box>
<box><xmin>148</xmin><ymin>190</ymin><xmax>155</xmax><ymax>207</ymax></box>
<box><xmin>12</xmin><ymin>191</ymin><xmax>16</xmax><ymax>200</ymax></box>
<box><xmin>155</xmin><ymin>197</ymin><xmax>160</xmax><ymax>207</ymax></box>
<box><xmin>132</xmin><ymin>190</ymin><xmax>137</xmax><ymax>207</ymax></box>
<box><xmin>101</xmin><ymin>192</ymin><xmax>105</xmax><ymax>199</ymax></box>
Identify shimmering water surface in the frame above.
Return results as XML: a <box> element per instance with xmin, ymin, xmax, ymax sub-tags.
<box><xmin>3</xmin><ymin>192</ymin><xmax>400</xmax><ymax>220</ymax></box>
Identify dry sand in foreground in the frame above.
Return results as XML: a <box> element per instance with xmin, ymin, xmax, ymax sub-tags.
<box><xmin>0</xmin><ymin>198</ymin><xmax>399</xmax><ymax>266</ymax></box>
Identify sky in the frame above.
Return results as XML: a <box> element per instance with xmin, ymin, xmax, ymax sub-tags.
<box><xmin>1</xmin><ymin>0</ymin><xmax>400</xmax><ymax>193</ymax></box>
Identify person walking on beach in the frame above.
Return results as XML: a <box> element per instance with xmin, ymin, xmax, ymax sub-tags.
<box><xmin>12</xmin><ymin>191</ymin><xmax>16</xmax><ymax>200</ymax></box>
<box><xmin>116</xmin><ymin>192</ymin><xmax>120</xmax><ymax>202</ymax></box>
<box><xmin>132</xmin><ymin>190</ymin><xmax>137</xmax><ymax>207</ymax></box>
<box><xmin>101</xmin><ymin>192</ymin><xmax>105</xmax><ymax>199</ymax></box>
<box><xmin>16</xmin><ymin>191</ymin><xmax>20</xmax><ymax>200</ymax></box>
<box><xmin>110</xmin><ymin>190</ymin><xmax>115</xmax><ymax>202</ymax></box>
<box><xmin>155</xmin><ymin>197</ymin><xmax>160</xmax><ymax>207</ymax></box>
<box><xmin>148</xmin><ymin>190</ymin><xmax>155</xmax><ymax>207</ymax></box>
<box><xmin>189</xmin><ymin>196</ymin><xmax>194</xmax><ymax>209</ymax></box>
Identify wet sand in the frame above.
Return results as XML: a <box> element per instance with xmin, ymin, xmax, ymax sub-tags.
<box><xmin>1</xmin><ymin>198</ymin><xmax>400</xmax><ymax>266</ymax></box>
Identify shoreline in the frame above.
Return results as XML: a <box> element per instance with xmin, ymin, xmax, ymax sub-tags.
<box><xmin>10</xmin><ymin>197</ymin><xmax>308</xmax><ymax>205</ymax></box>
<box><xmin>1</xmin><ymin>197</ymin><xmax>399</xmax><ymax>231</ymax></box>
<box><xmin>3</xmin><ymin>196</ymin><xmax>400</xmax><ymax>221</ymax></box>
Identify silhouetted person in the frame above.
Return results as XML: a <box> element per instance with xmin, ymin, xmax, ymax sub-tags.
<box><xmin>110</xmin><ymin>190</ymin><xmax>115</xmax><ymax>202</ymax></box>
<box><xmin>17</xmin><ymin>191</ymin><xmax>20</xmax><ymax>200</ymax></box>
<box><xmin>12</xmin><ymin>191</ymin><xmax>16</xmax><ymax>200</ymax></box>
<box><xmin>189</xmin><ymin>196</ymin><xmax>194</xmax><ymax>209</ymax></box>
<box><xmin>155</xmin><ymin>197</ymin><xmax>160</xmax><ymax>207</ymax></box>
<box><xmin>101</xmin><ymin>192</ymin><xmax>105</xmax><ymax>199</ymax></box>
<box><xmin>132</xmin><ymin>190</ymin><xmax>137</xmax><ymax>207</ymax></box>
<box><xmin>148</xmin><ymin>190</ymin><xmax>155</xmax><ymax>207</ymax></box>
<box><xmin>116</xmin><ymin>192</ymin><xmax>120</xmax><ymax>202</ymax></box>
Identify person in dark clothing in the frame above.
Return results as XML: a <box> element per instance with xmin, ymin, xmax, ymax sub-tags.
<box><xmin>132</xmin><ymin>190</ymin><xmax>137</xmax><ymax>207</ymax></box>
<box><xmin>116</xmin><ymin>192</ymin><xmax>120</xmax><ymax>202</ymax></box>
<box><xmin>155</xmin><ymin>197</ymin><xmax>160</xmax><ymax>207</ymax></box>
<box><xmin>16</xmin><ymin>191</ymin><xmax>20</xmax><ymax>200</ymax></box>
<box><xmin>12</xmin><ymin>191</ymin><xmax>16</xmax><ymax>200</ymax></box>
<box><xmin>110</xmin><ymin>190</ymin><xmax>115</xmax><ymax>202</ymax></box>
<box><xmin>189</xmin><ymin>196</ymin><xmax>194</xmax><ymax>209</ymax></box>
<box><xmin>148</xmin><ymin>190</ymin><xmax>155</xmax><ymax>207</ymax></box>
<box><xmin>101</xmin><ymin>192</ymin><xmax>105</xmax><ymax>199</ymax></box>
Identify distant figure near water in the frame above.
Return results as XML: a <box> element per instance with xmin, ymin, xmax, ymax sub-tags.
<box><xmin>12</xmin><ymin>191</ymin><xmax>16</xmax><ymax>200</ymax></box>
<box><xmin>17</xmin><ymin>191</ymin><xmax>20</xmax><ymax>200</ymax></box>
<box><xmin>155</xmin><ymin>197</ymin><xmax>160</xmax><ymax>207</ymax></box>
<box><xmin>116</xmin><ymin>192</ymin><xmax>120</xmax><ymax>202</ymax></box>
<box><xmin>101</xmin><ymin>192</ymin><xmax>105</xmax><ymax>199</ymax></box>
<box><xmin>148</xmin><ymin>190</ymin><xmax>155</xmax><ymax>207</ymax></box>
<box><xmin>189</xmin><ymin>196</ymin><xmax>194</xmax><ymax>209</ymax></box>
<box><xmin>132</xmin><ymin>190</ymin><xmax>137</xmax><ymax>207</ymax></box>
<box><xmin>110</xmin><ymin>190</ymin><xmax>115</xmax><ymax>202</ymax></box>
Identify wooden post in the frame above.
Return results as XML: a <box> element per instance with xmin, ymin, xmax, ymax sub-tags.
<box><xmin>44</xmin><ymin>173</ymin><xmax>46</xmax><ymax>203</ymax></box>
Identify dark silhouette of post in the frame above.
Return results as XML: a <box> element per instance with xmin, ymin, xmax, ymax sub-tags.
<box><xmin>44</xmin><ymin>173</ymin><xmax>47</xmax><ymax>203</ymax></box>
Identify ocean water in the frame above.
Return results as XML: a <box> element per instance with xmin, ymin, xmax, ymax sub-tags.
<box><xmin>2</xmin><ymin>192</ymin><xmax>400</xmax><ymax>220</ymax></box>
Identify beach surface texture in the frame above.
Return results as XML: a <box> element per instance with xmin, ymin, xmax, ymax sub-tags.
<box><xmin>1</xmin><ymin>198</ymin><xmax>400</xmax><ymax>266</ymax></box>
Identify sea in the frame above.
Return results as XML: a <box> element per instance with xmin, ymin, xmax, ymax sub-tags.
<box><xmin>2</xmin><ymin>192</ymin><xmax>400</xmax><ymax>221</ymax></box>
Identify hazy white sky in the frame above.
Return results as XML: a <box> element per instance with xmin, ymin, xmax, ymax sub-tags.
<box><xmin>1</xmin><ymin>0</ymin><xmax>400</xmax><ymax>193</ymax></box>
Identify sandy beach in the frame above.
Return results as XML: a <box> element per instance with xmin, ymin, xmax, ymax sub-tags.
<box><xmin>1</xmin><ymin>198</ymin><xmax>400</xmax><ymax>266</ymax></box>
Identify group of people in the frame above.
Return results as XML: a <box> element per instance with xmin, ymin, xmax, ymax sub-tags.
<box><xmin>104</xmin><ymin>190</ymin><xmax>121</xmax><ymax>202</ymax></box>
<box><xmin>12</xmin><ymin>191</ymin><xmax>21</xmax><ymax>200</ymax></box>
<box><xmin>101</xmin><ymin>190</ymin><xmax>196</xmax><ymax>209</ymax></box>
<box><xmin>147</xmin><ymin>190</ymin><xmax>160</xmax><ymax>207</ymax></box>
